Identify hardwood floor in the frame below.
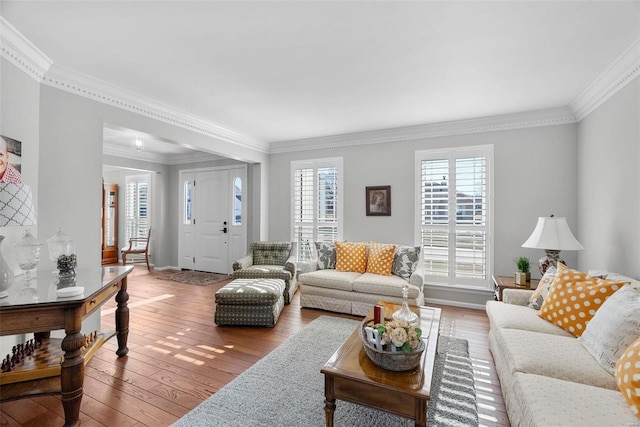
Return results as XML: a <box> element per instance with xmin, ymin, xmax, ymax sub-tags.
<box><xmin>0</xmin><ymin>266</ymin><xmax>509</xmax><ymax>427</ymax></box>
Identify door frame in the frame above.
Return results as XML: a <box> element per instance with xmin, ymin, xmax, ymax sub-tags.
<box><xmin>178</xmin><ymin>165</ymin><xmax>247</xmax><ymax>273</ymax></box>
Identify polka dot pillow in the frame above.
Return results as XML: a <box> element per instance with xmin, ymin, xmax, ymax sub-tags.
<box><xmin>538</xmin><ymin>262</ymin><xmax>625</xmax><ymax>336</ymax></box>
<box><xmin>615</xmin><ymin>337</ymin><xmax>640</xmax><ymax>418</ymax></box>
<box><xmin>335</xmin><ymin>241</ymin><xmax>367</xmax><ymax>273</ymax></box>
<box><xmin>366</xmin><ymin>242</ymin><xmax>396</xmax><ymax>276</ymax></box>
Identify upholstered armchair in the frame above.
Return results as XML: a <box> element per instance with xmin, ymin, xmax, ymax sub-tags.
<box><xmin>232</xmin><ymin>241</ymin><xmax>297</xmax><ymax>304</ymax></box>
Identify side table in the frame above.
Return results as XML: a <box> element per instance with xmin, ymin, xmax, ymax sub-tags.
<box><xmin>492</xmin><ymin>275</ymin><xmax>539</xmax><ymax>301</ymax></box>
<box><xmin>0</xmin><ymin>266</ymin><xmax>133</xmax><ymax>427</ymax></box>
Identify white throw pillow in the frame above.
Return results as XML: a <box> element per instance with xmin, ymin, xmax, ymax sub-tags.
<box><xmin>579</xmin><ymin>283</ymin><xmax>640</xmax><ymax>375</ymax></box>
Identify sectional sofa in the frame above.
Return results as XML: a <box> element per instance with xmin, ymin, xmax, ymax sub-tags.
<box><xmin>486</xmin><ymin>270</ymin><xmax>640</xmax><ymax>426</ymax></box>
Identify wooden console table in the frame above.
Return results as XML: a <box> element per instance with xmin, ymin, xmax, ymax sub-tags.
<box><xmin>0</xmin><ymin>265</ymin><xmax>133</xmax><ymax>427</ymax></box>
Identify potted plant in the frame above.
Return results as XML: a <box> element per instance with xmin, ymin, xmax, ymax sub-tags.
<box><xmin>515</xmin><ymin>256</ymin><xmax>531</xmax><ymax>285</ymax></box>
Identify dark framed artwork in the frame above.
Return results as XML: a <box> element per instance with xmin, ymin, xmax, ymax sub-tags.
<box><xmin>366</xmin><ymin>186</ymin><xmax>391</xmax><ymax>216</ymax></box>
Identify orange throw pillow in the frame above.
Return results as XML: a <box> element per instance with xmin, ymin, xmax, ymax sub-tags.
<box><xmin>366</xmin><ymin>242</ymin><xmax>396</xmax><ymax>276</ymax></box>
<box><xmin>538</xmin><ymin>262</ymin><xmax>625</xmax><ymax>336</ymax></box>
<box><xmin>615</xmin><ymin>337</ymin><xmax>640</xmax><ymax>419</ymax></box>
<box><xmin>335</xmin><ymin>241</ymin><xmax>367</xmax><ymax>273</ymax></box>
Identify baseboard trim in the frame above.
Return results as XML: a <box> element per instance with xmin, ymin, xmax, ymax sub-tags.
<box><xmin>424</xmin><ymin>297</ymin><xmax>486</xmax><ymax>311</ymax></box>
<box><xmin>153</xmin><ymin>265</ymin><xmax>178</xmax><ymax>271</ymax></box>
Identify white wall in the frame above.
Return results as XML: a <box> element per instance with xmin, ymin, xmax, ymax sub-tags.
<box><xmin>577</xmin><ymin>77</ymin><xmax>640</xmax><ymax>279</ymax></box>
<box><xmin>268</xmin><ymin>123</ymin><xmax>579</xmax><ymax>305</ymax></box>
<box><xmin>37</xmin><ymin>85</ymin><xmax>268</xmax><ymax>274</ymax></box>
<box><xmin>0</xmin><ymin>57</ymin><xmax>41</xmax><ymax>352</ymax></box>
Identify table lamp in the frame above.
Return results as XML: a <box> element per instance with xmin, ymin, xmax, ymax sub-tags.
<box><xmin>522</xmin><ymin>215</ymin><xmax>584</xmax><ymax>275</ymax></box>
<box><xmin>0</xmin><ymin>183</ymin><xmax>36</xmax><ymax>297</ymax></box>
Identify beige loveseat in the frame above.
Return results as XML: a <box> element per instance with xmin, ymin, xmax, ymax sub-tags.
<box><xmin>486</xmin><ymin>276</ymin><xmax>640</xmax><ymax>426</ymax></box>
<box><xmin>298</xmin><ymin>242</ymin><xmax>425</xmax><ymax>316</ymax></box>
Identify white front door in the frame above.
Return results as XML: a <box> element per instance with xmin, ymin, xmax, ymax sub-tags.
<box><xmin>194</xmin><ymin>170</ymin><xmax>228</xmax><ymax>273</ymax></box>
<box><xmin>178</xmin><ymin>166</ymin><xmax>247</xmax><ymax>274</ymax></box>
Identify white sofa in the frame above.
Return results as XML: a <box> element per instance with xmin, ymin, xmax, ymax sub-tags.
<box><xmin>487</xmin><ymin>286</ymin><xmax>640</xmax><ymax>426</ymax></box>
<box><xmin>298</xmin><ymin>264</ymin><xmax>425</xmax><ymax>316</ymax></box>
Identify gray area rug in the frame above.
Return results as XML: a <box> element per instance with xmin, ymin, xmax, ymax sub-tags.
<box><xmin>173</xmin><ymin>315</ymin><xmax>478</xmax><ymax>427</ymax></box>
<box><xmin>157</xmin><ymin>271</ymin><xmax>231</xmax><ymax>286</ymax></box>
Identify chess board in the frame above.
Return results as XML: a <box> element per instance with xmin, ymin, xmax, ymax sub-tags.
<box><xmin>0</xmin><ymin>332</ymin><xmax>104</xmax><ymax>386</ymax></box>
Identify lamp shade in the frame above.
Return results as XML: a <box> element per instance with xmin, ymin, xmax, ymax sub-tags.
<box><xmin>0</xmin><ymin>184</ymin><xmax>36</xmax><ymax>227</ymax></box>
<box><xmin>522</xmin><ymin>216</ymin><xmax>583</xmax><ymax>251</ymax></box>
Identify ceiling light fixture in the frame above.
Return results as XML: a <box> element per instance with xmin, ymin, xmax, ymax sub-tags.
<box><xmin>132</xmin><ymin>138</ymin><xmax>146</xmax><ymax>152</ymax></box>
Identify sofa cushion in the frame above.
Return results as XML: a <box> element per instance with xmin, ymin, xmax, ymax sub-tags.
<box><xmin>366</xmin><ymin>242</ymin><xmax>396</xmax><ymax>276</ymax></box>
<box><xmin>616</xmin><ymin>336</ymin><xmax>640</xmax><ymax>418</ymax></box>
<box><xmin>297</xmin><ymin>269</ymin><xmax>360</xmax><ymax>292</ymax></box>
<box><xmin>538</xmin><ymin>262</ymin><xmax>625</xmax><ymax>336</ymax></box>
<box><xmin>251</xmin><ymin>241</ymin><xmax>291</xmax><ymax>265</ymax></box>
<box><xmin>579</xmin><ymin>284</ymin><xmax>640</xmax><ymax>375</ymax></box>
<box><xmin>352</xmin><ymin>273</ymin><xmax>420</xmax><ymax>299</ymax></box>
<box><xmin>335</xmin><ymin>241</ymin><xmax>367</xmax><ymax>273</ymax></box>
<box><xmin>494</xmin><ymin>328</ymin><xmax>617</xmax><ymax>390</ymax></box>
<box><xmin>511</xmin><ymin>373</ymin><xmax>640</xmax><ymax>427</ymax></box>
<box><xmin>486</xmin><ymin>300</ymin><xmax>573</xmax><ymax>337</ymax></box>
<box><xmin>392</xmin><ymin>245</ymin><xmax>421</xmax><ymax>280</ymax></box>
<box><xmin>315</xmin><ymin>241</ymin><xmax>336</xmax><ymax>270</ymax></box>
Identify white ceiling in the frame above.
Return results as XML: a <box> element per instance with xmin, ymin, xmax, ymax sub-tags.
<box><xmin>2</xmin><ymin>1</ymin><xmax>639</xmax><ymax>153</ymax></box>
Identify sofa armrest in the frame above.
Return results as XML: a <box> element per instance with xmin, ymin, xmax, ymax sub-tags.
<box><xmin>409</xmin><ymin>264</ymin><xmax>425</xmax><ymax>292</ymax></box>
<box><xmin>233</xmin><ymin>254</ymin><xmax>253</xmax><ymax>271</ymax></box>
<box><xmin>284</xmin><ymin>255</ymin><xmax>297</xmax><ymax>277</ymax></box>
<box><xmin>503</xmin><ymin>289</ymin><xmax>534</xmax><ymax>306</ymax></box>
<box><xmin>295</xmin><ymin>259</ymin><xmax>319</xmax><ymax>274</ymax></box>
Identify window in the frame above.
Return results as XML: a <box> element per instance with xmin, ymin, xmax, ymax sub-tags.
<box><xmin>125</xmin><ymin>174</ymin><xmax>151</xmax><ymax>242</ymax></box>
<box><xmin>233</xmin><ymin>177</ymin><xmax>242</xmax><ymax>225</ymax></box>
<box><xmin>291</xmin><ymin>158</ymin><xmax>343</xmax><ymax>260</ymax></box>
<box><xmin>416</xmin><ymin>146</ymin><xmax>492</xmax><ymax>288</ymax></box>
<box><xmin>183</xmin><ymin>179</ymin><xmax>193</xmax><ymax>225</ymax></box>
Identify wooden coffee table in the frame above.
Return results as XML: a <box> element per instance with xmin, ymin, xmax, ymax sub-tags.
<box><xmin>321</xmin><ymin>301</ymin><xmax>441</xmax><ymax>427</ymax></box>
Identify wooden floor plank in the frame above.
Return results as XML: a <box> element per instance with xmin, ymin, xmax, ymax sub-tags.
<box><xmin>0</xmin><ymin>265</ymin><xmax>510</xmax><ymax>426</ymax></box>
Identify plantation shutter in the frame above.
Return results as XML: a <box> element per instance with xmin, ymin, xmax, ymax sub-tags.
<box><xmin>292</xmin><ymin>159</ymin><xmax>342</xmax><ymax>260</ymax></box>
<box><xmin>125</xmin><ymin>174</ymin><xmax>151</xmax><ymax>245</ymax></box>
<box><xmin>418</xmin><ymin>146</ymin><xmax>492</xmax><ymax>288</ymax></box>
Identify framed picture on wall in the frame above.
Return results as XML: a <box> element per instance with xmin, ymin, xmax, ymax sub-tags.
<box><xmin>366</xmin><ymin>185</ymin><xmax>391</xmax><ymax>216</ymax></box>
<box><xmin>1</xmin><ymin>135</ymin><xmax>23</xmax><ymax>184</ymax></box>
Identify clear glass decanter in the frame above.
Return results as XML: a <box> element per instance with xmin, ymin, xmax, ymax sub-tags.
<box><xmin>392</xmin><ymin>284</ymin><xmax>418</xmax><ymax>325</ymax></box>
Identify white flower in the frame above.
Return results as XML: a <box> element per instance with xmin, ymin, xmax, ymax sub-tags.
<box><xmin>389</xmin><ymin>327</ymin><xmax>408</xmax><ymax>347</ymax></box>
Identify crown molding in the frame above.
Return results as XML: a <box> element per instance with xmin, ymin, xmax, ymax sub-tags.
<box><xmin>571</xmin><ymin>36</ymin><xmax>640</xmax><ymax>121</ymax></box>
<box><xmin>41</xmin><ymin>63</ymin><xmax>269</xmax><ymax>154</ymax></box>
<box><xmin>269</xmin><ymin>107</ymin><xmax>577</xmax><ymax>154</ymax></box>
<box><xmin>102</xmin><ymin>144</ymin><xmax>222</xmax><ymax>166</ymax></box>
<box><xmin>0</xmin><ymin>16</ymin><xmax>52</xmax><ymax>82</ymax></box>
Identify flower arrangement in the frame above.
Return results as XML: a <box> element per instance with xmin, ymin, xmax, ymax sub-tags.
<box><xmin>371</xmin><ymin>319</ymin><xmax>422</xmax><ymax>353</ymax></box>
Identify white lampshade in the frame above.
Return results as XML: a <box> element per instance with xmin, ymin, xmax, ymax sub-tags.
<box><xmin>522</xmin><ymin>216</ymin><xmax>583</xmax><ymax>251</ymax></box>
<box><xmin>0</xmin><ymin>183</ymin><xmax>36</xmax><ymax>227</ymax></box>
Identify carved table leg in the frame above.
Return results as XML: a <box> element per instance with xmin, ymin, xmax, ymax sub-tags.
<box><xmin>324</xmin><ymin>375</ymin><xmax>335</xmax><ymax>427</ymax></box>
<box><xmin>115</xmin><ymin>276</ymin><xmax>130</xmax><ymax>357</ymax></box>
<box><xmin>60</xmin><ymin>310</ymin><xmax>84</xmax><ymax>427</ymax></box>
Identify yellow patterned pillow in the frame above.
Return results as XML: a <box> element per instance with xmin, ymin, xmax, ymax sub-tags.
<box><xmin>538</xmin><ymin>262</ymin><xmax>625</xmax><ymax>336</ymax></box>
<box><xmin>366</xmin><ymin>242</ymin><xmax>396</xmax><ymax>276</ymax></box>
<box><xmin>335</xmin><ymin>241</ymin><xmax>367</xmax><ymax>273</ymax></box>
<box><xmin>615</xmin><ymin>337</ymin><xmax>640</xmax><ymax>419</ymax></box>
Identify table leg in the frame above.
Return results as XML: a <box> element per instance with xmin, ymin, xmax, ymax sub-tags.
<box><xmin>115</xmin><ymin>276</ymin><xmax>130</xmax><ymax>357</ymax></box>
<box><xmin>324</xmin><ymin>375</ymin><xmax>336</xmax><ymax>427</ymax></box>
<box><xmin>415</xmin><ymin>398</ymin><xmax>427</xmax><ymax>427</ymax></box>
<box><xmin>60</xmin><ymin>311</ymin><xmax>84</xmax><ymax>427</ymax></box>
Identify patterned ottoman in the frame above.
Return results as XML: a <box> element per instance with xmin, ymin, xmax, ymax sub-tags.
<box><xmin>214</xmin><ymin>278</ymin><xmax>285</xmax><ymax>327</ymax></box>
